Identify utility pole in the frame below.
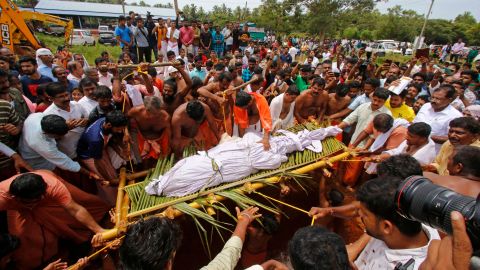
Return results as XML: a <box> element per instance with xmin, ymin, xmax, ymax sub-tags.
<box><xmin>414</xmin><ymin>0</ymin><xmax>435</xmax><ymax>51</ymax></box>
<box><xmin>122</xmin><ymin>0</ymin><xmax>126</xmax><ymax>16</ymax></box>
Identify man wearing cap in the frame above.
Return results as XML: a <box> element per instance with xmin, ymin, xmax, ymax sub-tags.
<box><xmin>36</xmin><ymin>48</ymin><xmax>56</xmax><ymax>81</ymax></box>
<box><xmin>115</xmin><ymin>16</ymin><xmax>134</xmax><ymax>52</ymax></box>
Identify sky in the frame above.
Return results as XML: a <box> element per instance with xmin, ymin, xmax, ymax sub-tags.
<box><xmin>144</xmin><ymin>0</ymin><xmax>479</xmax><ymax>20</ymax></box>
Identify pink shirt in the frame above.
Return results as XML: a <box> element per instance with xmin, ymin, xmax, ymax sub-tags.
<box><xmin>180</xmin><ymin>27</ymin><xmax>194</xmax><ymax>45</ymax></box>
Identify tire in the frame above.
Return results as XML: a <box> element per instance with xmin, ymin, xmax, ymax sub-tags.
<box><xmin>83</xmin><ymin>41</ymin><xmax>87</xmax><ymax>46</ymax></box>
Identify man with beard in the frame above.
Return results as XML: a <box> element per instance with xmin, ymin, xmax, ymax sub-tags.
<box><xmin>18</xmin><ymin>56</ymin><xmax>53</xmax><ymax>103</ymax></box>
<box><xmin>426</xmin><ymin>145</ymin><xmax>480</xmax><ymax>198</ymax></box>
<box><xmin>77</xmin><ymin>110</ymin><xmax>129</xmax><ymax>205</ymax></box>
<box><xmin>349</xmin><ymin>177</ymin><xmax>440</xmax><ymax>269</ymax></box>
<box><xmin>95</xmin><ymin>57</ymin><xmax>113</xmax><ymax>88</ymax></box>
<box><xmin>0</xmin><ymin>69</ymin><xmax>30</xmax><ymax>121</ymax></box>
<box><xmin>88</xmin><ymin>86</ymin><xmax>117</xmax><ymax>123</ymax></box>
<box><xmin>413</xmin><ymin>85</ymin><xmax>462</xmax><ymax>153</ymax></box>
<box><xmin>189</xmin><ymin>55</ymin><xmax>207</xmax><ymax>81</ymax></box>
<box><xmin>128</xmin><ymin>96</ymin><xmax>171</xmax><ymax>159</ymax></box>
<box><xmin>171</xmin><ymin>100</ymin><xmax>220</xmax><ymax>157</ymax></box>
<box><xmin>198</xmin><ymin>72</ymin><xmax>235</xmax><ymax>135</ymax></box>
<box><xmin>294</xmin><ymin>77</ymin><xmax>329</xmax><ymax>124</ymax></box>
<box><xmin>52</xmin><ymin>66</ymin><xmax>79</xmax><ymax>94</ymax></box>
<box><xmin>424</xmin><ymin>117</ymin><xmax>480</xmax><ymax>175</ymax></box>
<box><xmin>162</xmin><ymin>63</ymin><xmax>192</xmax><ymax>115</ymax></box>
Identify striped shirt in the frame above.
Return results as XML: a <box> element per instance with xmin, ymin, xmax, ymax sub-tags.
<box><xmin>0</xmin><ymin>100</ymin><xmax>21</xmax><ymax>167</ymax></box>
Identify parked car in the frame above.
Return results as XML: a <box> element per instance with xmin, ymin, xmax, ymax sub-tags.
<box><xmin>98</xmin><ymin>31</ymin><xmax>117</xmax><ymax>45</ymax></box>
<box><xmin>98</xmin><ymin>25</ymin><xmax>110</xmax><ymax>32</ymax></box>
<box><xmin>368</xmin><ymin>41</ymin><xmax>402</xmax><ymax>57</ymax></box>
<box><xmin>70</xmin><ymin>29</ymin><xmax>95</xmax><ymax>46</ymax></box>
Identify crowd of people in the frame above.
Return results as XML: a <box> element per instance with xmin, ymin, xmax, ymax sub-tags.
<box><xmin>0</xmin><ymin>10</ymin><xmax>479</xmax><ymax>270</ymax></box>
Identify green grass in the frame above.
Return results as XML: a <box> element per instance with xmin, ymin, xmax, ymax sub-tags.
<box><xmin>37</xmin><ymin>33</ymin><xmax>122</xmax><ymax>65</ymax></box>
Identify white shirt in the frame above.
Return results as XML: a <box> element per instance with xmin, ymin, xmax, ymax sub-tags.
<box><xmin>43</xmin><ymin>102</ymin><xmax>89</xmax><ymax>158</ymax></box>
<box><xmin>125</xmin><ymin>84</ymin><xmax>143</xmax><ymax>107</ymax></box>
<box><xmin>413</xmin><ymin>103</ymin><xmax>462</xmax><ymax>153</ymax></box>
<box><xmin>355</xmin><ymin>226</ymin><xmax>440</xmax><ymax>270</ymax></box>
<box><xmin>451</xmin><ymin>42</ymin><xmax>465</xmax><ymax>54</ymax></box>
<box><xmin>384</xmin><ymin>139</ymin><xmax>436</xmax><ymax>165</ymax></box>
<box><xmin>77</xmin><ymin>96</ymin><xmax>98</xmax><ymax>115</ymax></box>
<box><xmin>288</xmin><ymin>47</ymin><xmax>298</xmax><ymax>61</ymax></box>
<box><xmin>322</xmin><ymin>51</ymin><xmax>331</xmax><ymax>60</ymax></box>
<box><xmin>19</xmin><ymin>113</ymin><xmax>81</xmax><ymax>172</ymax></box>
<box><xmin>67</xmin><ymin>73</ymin><xmax>82</xmax><ymax>82</ymax></box>
<box><xmin>222</xmin><ymin>28</ymin><xmax>233</xmax><ymax>45</ymax></box>
<box><xmin>270</xmin><ymin>93</ymin><xmax>295</xmax><ymax>130</ymax></box>
<box><xmin>98</xmin><ymin>72</ymin><xmax>113</xmax><ymax>88</ymax></box>
<box><xmin>304</xmin><ymin>57</ymin><xmax>319</xmax><ymax>68</ymax></box>
<box><xmin>343</xmin><ymin>102</ymin><xmax>392</xmax><ymax>147</ymax></box>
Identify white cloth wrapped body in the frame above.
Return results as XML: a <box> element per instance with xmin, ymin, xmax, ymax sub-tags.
<box><xmin>145</xmin><ymin>126</ymin><xmax>341</xmax><ymax>197</ymax></box>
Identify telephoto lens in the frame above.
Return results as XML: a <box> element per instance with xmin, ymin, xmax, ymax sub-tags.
<box><xmin>395</xmin><ymin>176</ymin><xmax>480</xmax><ymax>250</ymax></box>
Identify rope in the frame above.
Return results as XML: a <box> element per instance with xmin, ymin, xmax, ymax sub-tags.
<box><xmin>253</xmin><ymin>191</ymin><xmax>317</xmax><ymax>226</ymax></box>
<box><xmin>220</xmin><ymin>92</ymin><xmax>228</xmax><ymax>133</ymax></box>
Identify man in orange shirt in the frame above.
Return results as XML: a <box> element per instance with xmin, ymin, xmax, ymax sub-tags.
<box><xmin>153</xmin><ymin>18</ymin><xmax>168</xmax><ymax>57</ymax></box>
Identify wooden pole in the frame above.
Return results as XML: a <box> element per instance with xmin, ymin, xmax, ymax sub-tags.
<box><xmin>115</xmin><ymin>168</ymin><xmax>127</xmax><ymax>229</ymax></box>
<box><xmin>98</xmin><ymin>62</ymin><xmax>176</xmax><ymax>70</ymax></box>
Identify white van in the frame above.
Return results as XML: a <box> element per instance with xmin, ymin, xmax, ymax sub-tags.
<box><xmin>70</xmin><ymin>29</ymin><xmax>96</xmax><ymax>46</ymax></box>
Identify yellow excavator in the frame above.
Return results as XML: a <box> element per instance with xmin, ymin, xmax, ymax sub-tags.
<box><xmin>0</xmin><ymin>0</ymin><xmax>73</xmax><ymax>55</ymax></box>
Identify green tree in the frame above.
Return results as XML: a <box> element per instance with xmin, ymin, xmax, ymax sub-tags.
<box><xmin>138</xmin><ymin>0</ymin><xmax>149</xmax><ymax>7</ymax></box>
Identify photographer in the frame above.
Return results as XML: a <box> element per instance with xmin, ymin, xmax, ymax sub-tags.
<box><xmin>350</xmin><ymin>177</ymin><xmax>440</xmax><ymax>270</ymax></box>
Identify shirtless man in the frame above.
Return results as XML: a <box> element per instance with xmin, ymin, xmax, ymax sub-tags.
<box><xmin>294</xmin><ymin>77</ymin><xmax>329</xmax><ymax>123</ymax></box>
<box><xmin>162</xmin><ymin>63</ymin><xmax>192</xmax><ymax>115</ymax></box>
<box><xmin>426</xmin><ymin>145</ymin><xmax>480</xmax><ymax>198</ymax></box>
<box><xmin>234</xmin><ymin>89</ymin><xmax>272</xmax><ymax>150</ymax></box>
<box><xmin>171</xmin><ymin>100</ymin><xmax>220</xmax><ymax>157</ymax></box>
<box><xmin>128</xmin><ymin>96</ymin><xmax>171</xmax><ymax>158</ymax></box>
<box><xmin>326</xmin><ymin>85</ymin><xmax>351</xmax><ymax>116</ymax></box>
<box><xmin>198</xmin><ymin>72</ymin><xmax>235</xmax><ymax>134</ymax></box>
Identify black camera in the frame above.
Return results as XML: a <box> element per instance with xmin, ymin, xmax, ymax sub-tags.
<box><xmin>395</xmin><ymin>176</ymin><xmax>480</xmax><ymax>250</ymax></box>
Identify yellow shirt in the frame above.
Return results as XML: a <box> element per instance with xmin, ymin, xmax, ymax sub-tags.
<box><xmin>385</xmin><ymin>99</ymin><xmax>416</xmax><ymax>122</ymax></box>
<box><xmin>432</xmin><ymin>139</ymin><xmax>480</xmax><ymax>175</ymax></box>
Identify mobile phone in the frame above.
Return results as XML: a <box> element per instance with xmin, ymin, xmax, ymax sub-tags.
<box><xmin>415</xmin><ymin>48</ymin><xmax>429</xmax><ymax>59</ymax></box>
<box><xmin>366</xmin><ymin>51</ymin><xmax>372</xmax><ymax>59</ymax></box>
<box><xmin>385</xmin><ymin>59</ymin><xmax>392</xmax><ymax>65</ymax></box>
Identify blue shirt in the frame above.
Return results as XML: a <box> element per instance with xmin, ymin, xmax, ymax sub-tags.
<box><xmin>67</xmin><ymin>80</ymin><xmax>79</xmax><ymax>94</ymax></box>
<box><xmin>280</xmin><ymin>54</ymin><xmax>292</xmax><ymax>64</ymax></box>
<box><xmin>242</xmin><ymin>68</ymin><xmax>254</xmax><ymax>82</ymax></box>
<box><xmin>189</xmin><ymin>69</ymin><xmax>207</xmax><ymax>81</ymax></box>
<box><xmin>77</xmin><ymin>117</ymin><xmax>106</xmax><ymax>160</ymax></box>
<box><xmin>37</xmin><ymin>64</ymin><xmax>57</xmax><ymax>81</ymax></box>
<box><xmin>348</xmin><ymin>93</ymin><xmax>371</xmax><ymax>111</ymax></box>
<box><xmin>115</xmin><ymin>25</ymin><xmax>132</xmax><ymax>48</ymax></box>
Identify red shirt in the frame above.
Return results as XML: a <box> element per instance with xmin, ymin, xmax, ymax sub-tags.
<box><xmin>179</xmin><ymin>26</ymin><xmax>194</xmax><ymax>45</ymax></box>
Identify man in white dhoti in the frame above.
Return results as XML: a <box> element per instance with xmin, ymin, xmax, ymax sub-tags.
<box><xmin>167</xmin><ymin>21</ymin><xmax>180</xmax><ymax>57</ymax></box>
<box><xmin>145</xmin><ymin>126</ymin><xmax>342</xmax><ymax>197</ymax></box>
<box><xmin>270</xmin><ymin>85</ymin><xmax>300</xmax><ymax>131</ymax></box>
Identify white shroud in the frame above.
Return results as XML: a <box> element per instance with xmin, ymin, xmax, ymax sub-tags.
<box><xmin>145</xmin><ymin>126</ymin><xmax>342</xmax><ymax>197</ymax></box>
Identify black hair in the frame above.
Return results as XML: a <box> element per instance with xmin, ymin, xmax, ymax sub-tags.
<box><xmin>412</xmin><ymin>72</ymin><xmax>426</xmax><ymax>82</ymax></box>
<box><xmin>235</xmin><ymin>91</ymin><xmax>252</xmax><ymax>107</ymax></box>
<box><xmin>453</xmin><ymin>146</ymin><xmax>480</xmax><ymax>178</ymax></box>
<box><xmin>164</xmin><ymin>78</ymin><xmax>177</xmax><ymax>94</ymax></box>
<box><xmin>9</xmin><ymin>173</ymin><xmax>47</xmax><ymax>199</ymax></box>
<box><xmin>328</xmin><ymin>188</ymin><xmax>344</xmax><ymax>207</ymax></box>
<box><xmin>120</xmin><ymin>217</ymin><xmax>182</xmax><ymax>270</ymax></box>
<box><xmin>461</xmin><ymin>70</ymin><xmax>478</xmax><ymax>83</ymax></box>
<box><xmin>451</xmin><ymin>80</ymin><xmax>465</xmax><ymax>89</ymax></box>
<box><xmin>286</xmin><ymin>85</ymin><xmax>300</xmax><ymax>96</ymax></box>
<box><xmin>372</xmin><ymin>87</ymin><xmax>389</xmax><ymax>100</ymax></box>
<box><xmin>106</xmin><ymin>110</ymin><xmax>128</xmax><ymax>127</ymax></box>
<box><xmin>78</xmin><ymin>77</ymin><xmax>97</xmax><ymax>91</ymax></box>
<box><xmin>373</xmin><ymin>113</ymin><xmax>393</xmax><ymax>133</ymax></box>
<box><xmin>288</xmin><ymin>226</ymin><xmax>349</xmax><ymax>270</ymax></box>
<box><xmin>18</xmin><ymin>56</ymin><xmax>37</xmax><ymax>66</ymax></box>
<box><xmin>253</xmin><ymin>66</ymin><xmax>263</xmax><ymax>75</ymax></box>
<box><xmin>95</xmin><ymin>57</ymin><xmax>107</xmax><ymax>66</ymax></box>
<box><xmin>45</xmin><ymin>82</ymin><xmax>67</xmax><ymax>97</ymax></box>
<box><xmin>214</xmin><ymin>63</ymin><xmax>225</xmax><ymax>71</ymax></box>
<box><xmin>357</xmin><ymin>177</ymin><xmax>422</xmax><ymax>237</ymax></box>
<box><xmin>312</xmin><ymin>77</ymin><xmax>325</xmax><ymax>87</ymax></box>
<box><xmin>186</xmin><ymin>100</ymin><xmax>205</xmax><ymax>121</ymax></box>
<box><xmin>385</xmin><ymin>75</ymin><xmax>399</xmax><ymax>85</ymax></box>
<box><xmin>166</xmin><ymin>51</ymin><xmax>176</xmax><ymax>58</ymax></box>
<box><xmin>147</xmin><ymin>66</ymin><xmax>157</xmax><ymax>78</ymax></box>
<box><xmin>408</xmin><ymin>122</ymin><xmax>431</xmax><ymax>138</ymax></box>
<box><xmin>449</xmin><ymin>117</ymin><xmax>480</xmax><ymax>134</ymax></box>
<box><xmin>416</xmin><ymin>95</ymin><xmax>429</xmax><ymax>103</ymax></box>
<box><xmin>194</xmin><ymin>55</ymin><xmax>203</xmax><ymax>62</ymax></box>
<box><xmin>322</xmin><ymin>59</ymin><xmax>332</xmax><ymax>65</ymax></box>
<box><xmin>206</xmin><ymin>60</ymin><xmax>214</xmax><ymax>68</ymax></box>
<box><xmin>407</xmin><ymin>83</ymin><xmax>422</xmax><ymax>94</ymax></box>
<box><xmin>218</xmin><ymin>71</ymin><xmax>233</xmax><ymax>83</ymax></box>
<box><xmin>335</xmin><ymin>84</ymin><xmax>350</xmax><ymax>97</ymax></box>
<box><xmin>41</xmin><ymin>114</ymin><xmax>69</xmax><ymax>135</ymax></box>
<box><xmin>364</xmin><ymin>77</ymin><xmax>380</xmax><ymax>88</ymax></box>
<box><xmin>251</xmin><ymin>213</ymin><xmax>280</xmax><ymax>235</ymax></box>
<box><xmin>435</xmin><ymin>84</ymin><xmax>456</xmax><ymax>99</ymax></box>
<box><xmin>348</xmin><ymin>81</ymin><xmax>361</xmax><ymax>89</ymax></box>
<box><xmin>0</xmin><ymin>69</ymin><xmax>8</xmax><ymax>80</ymax></box>
<box><xmin>94</xmin><ymin>85</ymin><xmax>113</xmax><ymax>99</ymax></box>
<box><xmin>377</xmin><ymin>154</ymin><xmax>423</xmax><ymax>179</ymax></box>
<box><xmin>35</xmin><ymin>83</ymin><xmax>50</xmax><ymax>100</ymax></box>
<box><xmin>248</xmin><ymin>57</ymin><xmax>257</xmax><ymax>63</ymax></box>
<box><xmin>0</xmin><ymin>233</ymin><xmax>20</xmax><ymax>259</ymax></box>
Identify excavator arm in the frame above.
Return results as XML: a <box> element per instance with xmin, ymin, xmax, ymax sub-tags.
<box><xmin>0</xmin><ymin>0</ymin><xmax>42</xmax><ymax>53</ymax></box>
<box><xmin>21</xmin><ymin>10</ymin><xmax>73</xmax><ymax>46</ymax></box>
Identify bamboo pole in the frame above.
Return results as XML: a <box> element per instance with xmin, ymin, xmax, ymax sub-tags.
<box><xmin>114</xmin><ymin>168</ymin><xmax>127</xmax><ymax>230</ymax></box>
<box><xmin>98</xmin><ymin>61</ymin><xmax>178</xmax><ymax>70</ymax></box>
<box><xmin>100</xmin><ymin>151</ymin><xmax>351</xmax><ymax>240</ymax></box>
